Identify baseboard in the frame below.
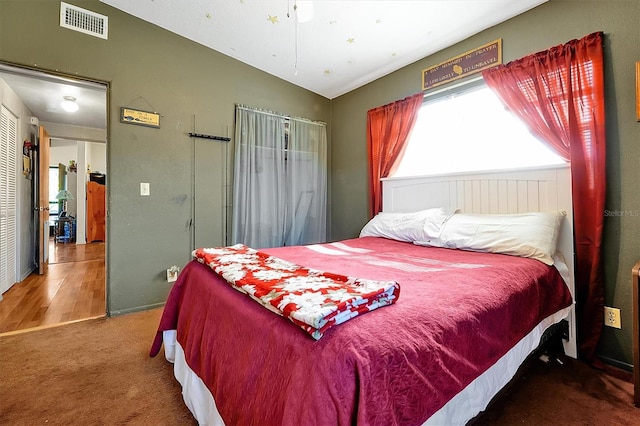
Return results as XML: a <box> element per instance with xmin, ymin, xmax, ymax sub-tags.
<box><xmin>599</xmin><ymin>354</ymin><xmax>633</xmax><ymax>372</ymax></box>
<box><xmin>108</xmin><ymin>302</ymin><xmax>166</xmax><ymax>317</ymax></box>
<box><xmin>20</xmin><ymin>267</ymin><xmax>35</xmax><ymax>281</ymax></box>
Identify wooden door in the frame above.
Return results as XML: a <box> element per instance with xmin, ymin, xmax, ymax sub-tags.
<box><xmin>86</xmin><ymin>181</ymin><xmax>105</xmax><ymax>242</ymax></box>
<box><xmin>38</xmin><ymin>126</ymin><xmax>50</xmax><ymax>275</ymax></box>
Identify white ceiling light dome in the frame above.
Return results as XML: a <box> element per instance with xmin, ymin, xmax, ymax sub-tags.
<box><xmin>61</xmin><ymin>96</ymin><xmax>79</xmax><ymax>112</ymax></box>
<box><xmin>294</xmin><ymin>1</ymin><xmax>314</xmax><ymax>23</ymax></box>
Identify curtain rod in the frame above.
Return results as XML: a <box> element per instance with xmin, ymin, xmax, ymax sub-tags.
<box><xmin>423</xmin><ymin>75</ymin><xmax>484</xmax><ymax>99</ymax></box>
<box><xmin>236</xmin><ymin>104</ymin><xmax>327</xmax><ymax>127</ymax></box>
<box><xmin>188</xmin><ymin>132</ymin><xmax>230</xmax><ymax>142</ymax></box>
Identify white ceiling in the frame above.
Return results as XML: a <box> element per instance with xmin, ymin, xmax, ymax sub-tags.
<box><xmin>100</xmin><ymin>0</ymin><xmax>547</xmax><ymax>99</ymax></box>
<box><xmin>0</xmin><ymin>0</ymin><xmax>546</xmax><ymax>132</ymax></box>
<box><xmin>0</xmin><ymin>64</ymin><xmax>107</xmax><ymax>131</ymax></box>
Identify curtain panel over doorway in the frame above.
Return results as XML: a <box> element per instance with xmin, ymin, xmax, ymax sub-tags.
<box><xmin>482</xmin><ymin>32</ymin><xmax>606</xmax><ymax>362</ymax></box>
<box><xmin>232</xmin><ymin>105</ymin><xmax>327</xmax><ymax>249</ymax></box>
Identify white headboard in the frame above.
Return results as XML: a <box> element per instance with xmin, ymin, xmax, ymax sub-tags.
<box><xmin>382</xmin><ymin>164</ymin><xmax>577</xmax><ymax>358</ymax></box>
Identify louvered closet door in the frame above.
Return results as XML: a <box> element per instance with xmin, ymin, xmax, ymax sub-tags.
<box><xmin>0</xmin><ymin>106</ymin><xmax>17</xmax><ymax>295</ymax></box>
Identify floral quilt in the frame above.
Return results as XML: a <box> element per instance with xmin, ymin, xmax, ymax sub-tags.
<box><xmin>193</xmin><ymin>244</ymin><xmax>401</xmax><ymax>339</ymax></box>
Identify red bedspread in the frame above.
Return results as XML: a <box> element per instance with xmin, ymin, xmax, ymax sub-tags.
<box><xmin>151</xmin><ymin>237</ymin><xmax>572</xmax><ymax>425</ymax></box>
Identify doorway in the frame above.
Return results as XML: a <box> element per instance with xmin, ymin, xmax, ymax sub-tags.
<box><xmin>0</xmin><ymin>62</ymin><xmax>108</xmax><ymax>334</ymax></box>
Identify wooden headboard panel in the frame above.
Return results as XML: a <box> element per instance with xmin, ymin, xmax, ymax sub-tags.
<box><xmin>382</xmin><ymin>164</ymin><xmax>577</xmax><ymax>358</ymax></box>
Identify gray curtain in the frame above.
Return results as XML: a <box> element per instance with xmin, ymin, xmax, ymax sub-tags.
<box><xmin>232</xmin><ymin>105</ymin><xmax>327</xmax><ymax>249</ymax></box>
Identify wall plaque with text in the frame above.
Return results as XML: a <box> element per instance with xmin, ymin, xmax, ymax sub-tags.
<box><xmin>120</xmin><ymin>107</ymin><xmax>160</xmax><ymax>128</ymax></box>
<box><xmin>422</xmin><ymin>39</ymin><xmax>502</xmax><ymax>91</ymax></box>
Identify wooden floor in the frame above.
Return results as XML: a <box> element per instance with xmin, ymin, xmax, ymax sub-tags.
<box><xmin>0</xmin><ymin>239</ymin><xmax>106</xmax><ymax>335</ymax></box>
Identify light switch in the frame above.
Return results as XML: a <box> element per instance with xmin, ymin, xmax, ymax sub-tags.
<box><xmin>140</xmin><ymin>182</ymin><xmax>150</xmax><ymax>196</ymax></box>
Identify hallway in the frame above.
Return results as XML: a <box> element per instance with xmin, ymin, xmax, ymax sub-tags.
<box><xmin>0</xmin><ymin>240</ymin><xmax>105</xmax><ymax>334</ymax></box>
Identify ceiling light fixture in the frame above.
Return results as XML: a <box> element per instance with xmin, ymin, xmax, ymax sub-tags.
<box><xmin>61</xmin><ymin>96</ymin><xmax>79</xmax><ymax>112</ymax></box>
<box><xmin>294</xmin><ymin>0</ymin><xmax>314</xmax><ymax>23</ymax></box>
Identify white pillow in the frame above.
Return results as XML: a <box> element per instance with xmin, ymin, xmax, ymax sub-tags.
<box><xmin>359</xmin><ymin>208</ymin><xmax>451</xmax><ymax>243</ymax></box>
<box><xmin>414</xmin><ymin>211</ymin><xmax>566</xmax><ymax>265</ymax></box>
<box><xmin>416</xmin><ymin>208</ymin><xmax>458</xmax><ymax>247</ymax></box>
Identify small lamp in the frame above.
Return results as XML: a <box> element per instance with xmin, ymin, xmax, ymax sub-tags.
<box><xmin>55</xmin><ymin>189</ymin><xmax>74</xmax><ymax>217</ymax></box>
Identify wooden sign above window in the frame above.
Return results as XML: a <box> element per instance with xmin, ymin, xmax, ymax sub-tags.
<box><xmin>422</xmin><ymin>39</ymin><xmax>502</xmax><ymax>91</ymax></box>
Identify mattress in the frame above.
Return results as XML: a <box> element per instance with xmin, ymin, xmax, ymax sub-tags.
<box><xmin>151</xmin><ymin>237</ymin><xmax>573</xmax><ymax>425</ymax></box>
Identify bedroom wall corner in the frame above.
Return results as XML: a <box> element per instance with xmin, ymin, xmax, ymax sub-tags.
<box><xmin>328</xmin><ymin>0</ymin><xmax>640</xmax><ymax>367</ymax></box>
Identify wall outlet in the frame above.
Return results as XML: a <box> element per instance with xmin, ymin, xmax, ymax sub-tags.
<box><xmin>604</xmin><ymin>306</ymin><xmax>621</xmax><ymax>329</ymax></box>
<box><xmin>167</xmin><ymin>266</ymin><xmax>180</xmax><ymax>283</ymax></box>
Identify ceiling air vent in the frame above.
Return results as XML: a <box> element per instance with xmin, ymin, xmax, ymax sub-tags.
<box><xmin>60</xmin><ymin>2</ymin><xmax>108</xmax><ymax>40</ymax></box>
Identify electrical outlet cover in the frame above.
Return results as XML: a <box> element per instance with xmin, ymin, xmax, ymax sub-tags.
<box><xmin>140</xmin><ymin>182</ymin><xmax>150</xmax><ymax>196</ymax></box>
<box><xmin>604</xmin><ymin>306</ymin><xmax>621</xmax><ymax>329</ymax></box>
<box><xmin>167</xmin><ymin>268</ymin><xmax>178</xmax><ymax>283</ymax></box>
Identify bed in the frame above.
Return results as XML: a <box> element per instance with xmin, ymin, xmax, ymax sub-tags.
<box><xmin>150</xmin><ymin>164</ymin><xmax>577</xmax><ymax>425</ymax></box>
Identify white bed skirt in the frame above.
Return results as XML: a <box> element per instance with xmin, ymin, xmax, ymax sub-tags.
<box><xmin>162</xmin><ymin>305</ymin><xmax>571</xmax><ymax>426</ymax></box>
<box><xmin>163</xmin><ymin>330</ymin><xmax>225</xmax><ymax>426</ymax></box>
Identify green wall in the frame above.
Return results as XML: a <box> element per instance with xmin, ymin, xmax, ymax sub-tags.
<box><xmin>2</xmin><ymin>0</ymin><xmax>639</xmax><ymax>367</ymax></box>
<box><xmin>0</xmin><ymin>0</ymin><xmax>331</xmax><ymax>314</ymax></box>
<box><xmin>330</xmin><ymin>0</ymin><xmax>640</xmax><ymax>367</ymax></box>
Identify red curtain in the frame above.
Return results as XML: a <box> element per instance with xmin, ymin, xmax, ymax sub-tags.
<box><xmin>366</xmin><ymin>93</ymin><xmax>423</xmax><ymax>217</ymax></box>
<box><xmin>483</xmin><ymin>32</ymin><xmax>606</xmax><ymax>362</ymax></box>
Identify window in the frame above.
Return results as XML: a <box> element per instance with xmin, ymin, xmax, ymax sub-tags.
<box><xmin>392</xmin><ymin>82</ymin><xmax>565</xmax><ymax>178</ymax></box>
<box><xmin>49</xmin><ymin>167</ymin><xmax>60</xmax><ymax>215</ymax></box>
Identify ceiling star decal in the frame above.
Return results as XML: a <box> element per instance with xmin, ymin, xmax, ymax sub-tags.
<box><xmin>267</xmin><ymin>15</ymin><xmax>279</xmax><ymax>24</ymax></box>
<box><xmin>324</xmin><ymin>69</ymin><xmax>331</xmax><ymax>75</ymax></box>
<box><xmin>376</xmin><ymin>19</ymin><xmax>382</xmax><ymax>24</ymax></box>
<box><xmin>347</xmin><ymin>38</ymin><xmax>355</xmax><ymax>44</ymax></box>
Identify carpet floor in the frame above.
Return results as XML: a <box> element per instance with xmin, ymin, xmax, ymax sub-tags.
<box><xmin>0</xmin><ymin>308</ymin><xmax>195</xmax><ymax>425</ymax></box>
<box><xmin>0</xmin><ymin>308</ymin><xmax>637</xmax><ymax>425</ymax></box>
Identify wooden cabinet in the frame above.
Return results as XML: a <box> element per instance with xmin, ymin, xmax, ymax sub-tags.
<box><xmin>86</xmin><ymin>181</ymin><xmax>105</xmax><ymax>242</ymax></box>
